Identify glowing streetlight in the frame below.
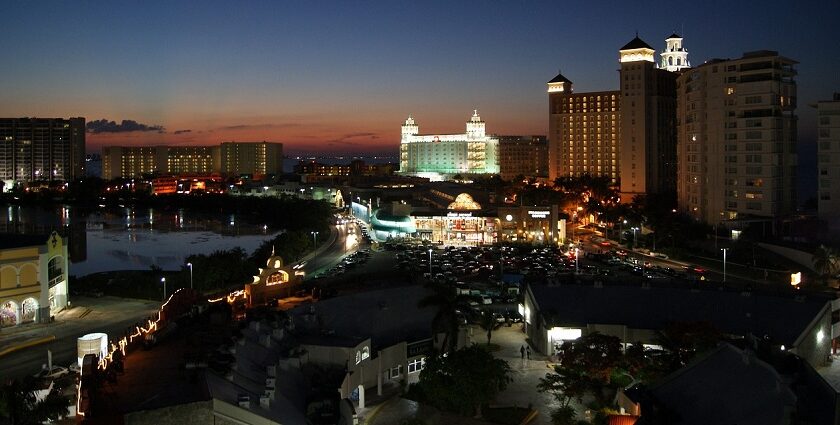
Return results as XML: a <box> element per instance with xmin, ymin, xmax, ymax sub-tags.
<box><xmin>721</xmin><ymin>248</ymin><xmax>729</xmax><ymax>282</ymax></box>
<box><xmin>428</xmin><ymin>249</ymin><xmax>433</xmax><ymax>276</ymax></box>
<box><xmin>311</xmin><ymin>231</ymin><xmax>320</xmax><ymax>271</ymax></box>
<box><xmin>161</xmin><ymin>277</ymin><xmax>166</xmax><ymax>301</ymax></box>
<box><xmin>186</xmin><ymin>262</ymin><xmax>193</xmax><ymax>290</ymax></box>
<box><xmin>631</xmin><ymin>227</ymin><xmax>639</xmax><ymax>248</ymax></box>
<box><xmin>574</xmin><ymin>247</ymin><xmax>579</xmax><ymax>274</ymax></box>
<box><xmin>620</xmin><ymin>219</ymin><xmax>627</xmax><ymax>242</ymax></box>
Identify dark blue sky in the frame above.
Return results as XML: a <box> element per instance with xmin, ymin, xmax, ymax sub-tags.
<box><xmin>1</xmin><ymin>0</ymin><xmax>837</xmax><ymax>158</ymax></box>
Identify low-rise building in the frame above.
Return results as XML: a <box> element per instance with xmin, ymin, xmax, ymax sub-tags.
<box><xmin>0</xmin><ymin>231</ymin><xmax>69</xmax><ymax>326</ymax></box>
<box><xmin>522</xmin><ymin>282</ymin><xmax>833</xmax><ymax>368</ymax></box>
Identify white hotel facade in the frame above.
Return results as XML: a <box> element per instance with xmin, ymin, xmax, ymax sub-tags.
<box><xmin>399</xmin><ymin>111</ymin><xmax>499</xmax><ymax>180</ymax></box>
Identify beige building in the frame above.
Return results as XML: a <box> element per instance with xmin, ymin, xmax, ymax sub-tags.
<box><xmin>0</xmin><ymin>232</ymin><xmax>69</xmax><ymax>327</ymax></box>
<box><xmin>547</xmin><ymin>75</ymin><xmax>620</xmax><ymax>182</ymax></box>
<box><xmin>220</xmin><ymin>141</ymin><xmax>283</xmax><ymax>177</ymax></box>
<box><xmin>815</xmin><ymin>94</ymin><xmax>840</xmax><ymax>229</ymax></box>
<box><xmin>618</xmin><ymin>37</ymin><xmax>679</xmax><ymax>198</ymax></box>
<box><xmin>677</xmin><ymin>51</ymin><xmax>798</xmax><ymax>225</ymax></box>
<box><xmin>547</xmin><ymin>35</ymin><xmax>680</xmax><ymax>197</ymax></box>
<box><xmin>0</xmin><ymin>117</ymin><xmax>86</xmax><ymax>187</ymax></box>
<box><xmin>497</xmin><ymin>135</ymin><xmax>548</xmax><ymax>181</ymax></box>
<box><xmin>102</xmin><ymin>141</ymin><xmax>283</xmax><ymax>179</ymax></box>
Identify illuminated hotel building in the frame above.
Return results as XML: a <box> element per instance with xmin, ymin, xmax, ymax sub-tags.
<box><xmin>676</xmin><ymin>51</ymin><xmax>798</xmax><ymax>225</ymax></box>
<box><xmin>815</xmin><ymin>93</ymin><xmax>840</xmax><ymax>228</ymax></box>
<box><xmin>399</xmin><ymin>111</ymin><xmax>499</xmax><ymax>180</ymax></box>
<box><xmin>548</xmin><ymin>35</ymin><xmax>682</xmax><ymax>197</ymax></box>
<box><xmin>102</xmin><ymin>141</ymin><xmax>282</xmax><ymax>179</ymax></box>
<box><xmin>547</xmin><ymin>74</ymin><xmax>620</xmax><ymax>182</ymax></box>
<box><xmin>0</xmin><ymin>117</ymin><xmax>86</xmax><ymax>186</ymax></box>
<box><xmin>497</xmin><ymin>136</ymin><xmax>548</xmax><ymax>181</ymax></box>
<box><xmin>220</xmin><ymin>141</ymin><xmax>283</xmax><ymax>177</ymax></box>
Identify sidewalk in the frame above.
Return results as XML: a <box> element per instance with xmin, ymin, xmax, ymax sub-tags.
<box><xmin>0</xmin><ymin>306</ymin><xmax>81</xmax><ymax>356</ymax></box>
<box><xmin>477</xmin><ymin>325</ymin><xmax>560</xmax><ymax>425</ymax></box>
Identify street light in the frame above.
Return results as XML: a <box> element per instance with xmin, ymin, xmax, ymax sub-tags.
<box><xmin>186</xmin><ymin>262</ymin><xmax>193</xmax><ymax>290</ymax></box>
<box><xmin>311</xmin><ymin>231</ymin><xmax>320</xmax><ymax>271</ymax></box>
<box><xmin>574</xmin><ymin>247</ymin><xmax>579</xmax><ymax>274</ymax></box>
<box><xmin>161</xmin><ymin>277</ymin><xmax>166</xmax><ymax>301</ymax></box>
<box><xmin>632</xmin><ymin>227</ymin><xmax>639</xmax><ymax>248</ymax></box>
<box><xmin>428</xmin><ymin>249</ymin><xmax>433</xmax><ymax>276</ymax></box>
<box><xmin>721</xmin><ymin>248</ymin><xmax>729</xmax><ymax>282</ymax></box>
<box><xmin>620</xmin><ymin>219</ymin><xmax>627</xmax><ymax>242</ymax></box>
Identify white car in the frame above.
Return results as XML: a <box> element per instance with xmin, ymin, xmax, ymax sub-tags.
<box><xmin>33</xmin><ymin>365</ymin><xmax>69</xmax><ymax>380</ymax></box>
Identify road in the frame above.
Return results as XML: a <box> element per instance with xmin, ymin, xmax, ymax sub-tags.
<box><xmin>302</xmin><ymin>222</ymin><xmax>363</xmax><ymax>278</ymax></box>
<box><xmin>0</xmin><ymin>297</ymin><xmax>159</xmax><ymax>380</ymax></box>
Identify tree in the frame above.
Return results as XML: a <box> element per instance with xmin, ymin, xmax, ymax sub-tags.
<box><xmin>655</xmin><ymin>321</ymin><xmax>722</xmax><ymax>370</ymax></box>
<box><xmin>477</xmin><ymin>312</ymin><xmax>503</xmax><ymax>345</ymax></box>
<box><xmin>418</xmin><ymin>283</ymin><xmax>466</xmax><ymax>353</ymax></box>
<box><xmin>538</xmin><ymin>332</ymin><xmax>622</xmax><ymax>407</ymax></box>
<box><xmin>0</xmin><ymin>377</ymin><xmax>69</xmax><ymax>425</ymax></box>
<box><xmin>813</xmin><ymin>245</ymin><xmax>840</xmax><ymax>284</ymax></box>
<box><xmin>417</xmin><ymin>345</ymin><xmax>512</xmax><ymax>418</ymax></box>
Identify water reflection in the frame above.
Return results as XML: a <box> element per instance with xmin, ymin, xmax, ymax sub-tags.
<box><xmin>0</xmin><ymin>205</ymin><xmax>276</xmax><ymax>277</ymax></box>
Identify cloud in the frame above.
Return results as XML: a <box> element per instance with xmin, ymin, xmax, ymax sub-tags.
<box><xmin>87</xmin><ymin>119</ymin><xmax>165</xmax><ymax>134</ymax></box>
<box><xmin>326</xmin><ymin>132</ymin><xmax>381</xmax><ymax>146</ymax></box>
<box><xmin>216</xmin><ymin>123</ymin><xmax>301</xmax><ymax>131</ymax></box>
<box><xmin>173</xmin><ymin>129</ymin><xmax>192</xmax><ymax>135</ymax></box>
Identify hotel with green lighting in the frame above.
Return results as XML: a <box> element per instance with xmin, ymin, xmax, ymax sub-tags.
<box><xmin>398</xmin><ymin>111</ymin><xmax>499</xmax><ymax>181</ymax></box>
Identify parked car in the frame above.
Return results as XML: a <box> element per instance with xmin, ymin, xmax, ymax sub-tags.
<box><xmin>33</xmin><ymin>365</ymin><xmax>69</xmax><ymax>380</ymax></box>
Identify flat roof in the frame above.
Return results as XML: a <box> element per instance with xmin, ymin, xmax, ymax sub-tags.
<box><xmin>530</xmin><ymin>283</ymin><xmax>829</xmax><ymax>346</ymax></box>
<box><xmin>290</xmin><ymin>285</ymin><xmax>436</xmax><ymax>351</ymax></box>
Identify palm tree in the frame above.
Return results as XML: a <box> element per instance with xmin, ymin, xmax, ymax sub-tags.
<box><xmin>418</xmin><ymin>283</ymin><xmax>465</xmax><ymax>353</ymax></box>
<box><xmin>813</xmin><ymin>245</ymin><xmax>840</xmax><ymax>284</ymax></box>
<box><xmin>477</xmin><ymin>312</ymin><xmax>503</xmax><ymax>345</ymax></box>
<box><xmin>0</xmin><ymin>377</ymin><xmax>69</xmax><ymax>425</ymax></box>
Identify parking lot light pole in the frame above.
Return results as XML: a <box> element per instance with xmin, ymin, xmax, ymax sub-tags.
<box><xmin>311</xmin><ymin>231</ymin><xmax>319</xmax><ymax>271</ymax></box>
<box><xmin>620</xmin><ymin>219</ymin><xmax>627</xmax><ymax>242</ymax></box>
<box><xmin>161</xmin><ymin>277</ymin><xmax>166</xmax><ymax>301</ymax></box>
<box><xmin>632</xmin><ymin>227</ymin><xmax>639</xmax><ymax>248</ymax></box>
<box><xmin>574</xmin><ymin>247</ymin><xmax>579</xmax><ymax>274</ymax></box>
<box><xmin>186</xmin><ymin>262</ymin><xmax>193</xmax><ymax>290</ymax></box>
<box><xmin>428</xmin><ymin>249</ymin><xmax>433</xmax><ymax>276</ymax></box>
<box><xmin>721</xmin><ymin>248</ymin><xmax>729</xmax><ymax>282</ymax></box>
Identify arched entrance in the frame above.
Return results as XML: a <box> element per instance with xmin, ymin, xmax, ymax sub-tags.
<box><xmin>20</xmin><ymin>298</ymin><xmax>38</xmax><ymax>324</ymax></box>
<box><xmin>1</xmin><ymin>300</ymin><xmax>19</xmax><ymax>327</ymax></box>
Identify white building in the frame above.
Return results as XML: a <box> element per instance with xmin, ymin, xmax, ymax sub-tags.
<box><xmin>660</xmin><ymin>33</ymin><xmax>690</xmax><ymax>72</ymax></box>
<box><xmin>399</xmin><ymin>111</ymin><xmax>499</xmax><ymax>180</ymax></box>
<box><xmin>815</xmin><ymin>93</ymin><xmax>840</xmax><ymax>229</ymax></box>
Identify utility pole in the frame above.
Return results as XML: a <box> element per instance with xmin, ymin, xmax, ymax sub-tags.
<box><xmin>721</xmin><ymin>248</ymin><xmax>729</xmax><ymax>283</ymax></box>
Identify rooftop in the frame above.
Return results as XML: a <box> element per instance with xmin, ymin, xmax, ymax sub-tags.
<box><xmin>619</xmin><ymin>36</ymin><xmax>654</xmax><ymax>51</ymax></box>
<box><xmin>530</xmin><ymin>283</ymin><xmax>830</xmax><ymax>346</ymax></box>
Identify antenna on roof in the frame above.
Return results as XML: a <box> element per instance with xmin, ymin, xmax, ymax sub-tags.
<box><xmin>635</xmin><ymin>30</ymin><xmax>639</xmax><ymax>38</ymax></box>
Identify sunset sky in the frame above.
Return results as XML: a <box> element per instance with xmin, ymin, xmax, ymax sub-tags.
<box><xmin>1</xmin><ymin>1</ymin><xmax>838</xmax><ymax>155</ymax></box>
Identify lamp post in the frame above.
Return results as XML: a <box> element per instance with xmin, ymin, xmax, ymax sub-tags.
<box><xmin>161</xmin><ymin>277</ymin><xmax>166</xmax><ymax>302</ymax></box>
<box><xmin>186</xmin><ymin>262</ymin><xmax>193</xmax><ymax>290</ymax></box>
<box><xmin>632</xmin><ymin>227</ymin><xmax>639</xmax><ymax>248</ymax></box>
<box><xmin>620</xmin><ymin>219</ymin><xmax>627</xmax><ymax>243</ymax></box>
<box><xmin>721</xmin><ymin>248</ymin><xmax>729</xmax><ymax>282</ymax></box>
<box><xmin>428</xmin><ymin>249</ymin><xmax>433</xmax><ymax>276</ymax></box>
<box><xmin>311</xmin><ymin>231</ymin><xmax>319</xmax><ymax>271</ymax></box>
<box><xmin>574</xmin><ymin>247</ymin><xmax>579</xmax><ymax>274</ymax></box>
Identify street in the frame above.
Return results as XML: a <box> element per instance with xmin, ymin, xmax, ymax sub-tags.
<box><xmin>0</xmin><ymin>296</ymin><xmax>159</xmax><ymax>380</ymax></box>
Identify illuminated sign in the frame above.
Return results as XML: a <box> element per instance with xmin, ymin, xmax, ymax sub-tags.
<box><xmin>266</xmin><ymin>271</ymin><xmax>289</xmax><ymax>286</ymax></box>
<box><xmin>790</xmin><ymin>272</ymin><xmax>801</xmax><ymax>287</ymax></box>
<box><xmin>527</xmin><ymin>210</ymin><xmax>550</xmax><ymax>219</ymax></box>
<box><xmin>447</xmin><ymin>212</ymin><xmax>473</xmax><ymax>218</ymax></box>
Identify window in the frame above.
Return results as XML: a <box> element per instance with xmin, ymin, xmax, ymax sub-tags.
<box><xmin>745</xmin><ymin>95</ymin><xmax>762</xmax><ymax>104</ymax></box>
<box><xmin>746</xmin><ymin>131</ymin><xmax>762</xmax><ymax>140</ymax></box>
<box><xmin>408</xmin><ymin>357</ymin><xmax>426</xmax><ymax>374</ymax></box>
<box><xmin>390</xmin><ymin>365</ymin><xmax>402</xmax><ymax>379</ymax></box>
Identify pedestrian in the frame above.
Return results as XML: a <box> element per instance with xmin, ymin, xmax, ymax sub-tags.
<box><xmin>520</xmin><ymin>345</ymin><xmax>525</xmax><ymax>359</ymax></box>
<box><xmin>526</xmin><ymin>346</ymin><xmax>531</xmax><ymax>360</ymax></box>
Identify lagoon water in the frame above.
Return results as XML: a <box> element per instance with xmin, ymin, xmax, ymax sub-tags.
<box><xmin>0</xmin><ymin>205</ymin><xmax>278</xmax><ymax>277</ymax></box>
